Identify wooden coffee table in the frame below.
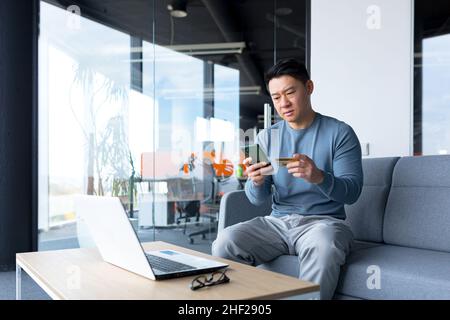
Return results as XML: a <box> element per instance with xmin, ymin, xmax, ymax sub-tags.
<box><xmin>16</xmin><ymin>241</ymin><xmax>319</xmax><ymax>300</ymax></box>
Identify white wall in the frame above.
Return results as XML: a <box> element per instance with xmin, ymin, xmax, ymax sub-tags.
<box><xmin>311</xmin><ymin>0</ymin><xmax>413</xmax><ymax>157</ymax></box>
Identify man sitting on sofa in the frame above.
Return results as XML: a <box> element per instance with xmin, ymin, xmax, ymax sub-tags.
<box><xmin>212</xmin><ymin>58</ymin><xmax>363</xmax><ymax>299</ymax></box>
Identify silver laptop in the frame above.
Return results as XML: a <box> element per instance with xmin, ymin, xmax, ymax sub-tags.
<box><xmin>74</xmin><ymin>195</ymin><xmax>228</xmax><ymax>280</ymax></box>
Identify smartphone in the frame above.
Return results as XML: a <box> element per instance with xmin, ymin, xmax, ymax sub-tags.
<box><xmin>240</xmin><ymin>144</ymin><xmax>271</xmax><ymax>166</ymax></box>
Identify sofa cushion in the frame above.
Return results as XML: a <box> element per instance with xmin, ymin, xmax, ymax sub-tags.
<box><xmin>383</xmin><ymin>155</ymin><xmax>450</xmax><ymax>252</ymax></box>
<box><xmin>257</xmin><ymin>241</ymin><xmax>383</xmax><ymax>279</ymax></box>
<box><xmin>344</xmin><ymin>157</ymin><xmax>399</xmax><ymax>243</ymax></box>
<box><xmin>257</xmin><ymin>255</ymin><xmax>299</xmax><ymax>278</ymax></box>
<box><xmin>336</xmin><ymin>242</ymin><xmax>450</xmax><ymax>299</ymax></box>
<box><xmin>218</xmin><ymin>190</ymin><xmax>272</xmax><ymax>231</ymax></box>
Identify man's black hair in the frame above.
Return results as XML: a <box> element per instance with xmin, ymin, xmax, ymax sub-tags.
<box><xmin>264</xmin><ymin>58</ymin><xmax>310</xmax><ymax>89</ymax></box>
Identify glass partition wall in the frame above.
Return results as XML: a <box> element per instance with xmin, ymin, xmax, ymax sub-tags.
<box><xmin>414</xmin><ymin>0</ymin><xmax>450</xmax><ymax>156</ymax></box>
<box><xmin>38</xmin><ymin>0</ymin><xmax>309</xmax><ymax>252</ymax></box>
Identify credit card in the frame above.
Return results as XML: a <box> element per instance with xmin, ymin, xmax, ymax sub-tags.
<box><xmin>276</xmin><ymin>158</ymin><xmax>297</xmax><ymax>167</ymax></box>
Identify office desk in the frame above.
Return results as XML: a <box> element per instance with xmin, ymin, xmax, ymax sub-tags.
<box><xmin>138</xmin><ymin>177</ymin><xmax>205</xmax><ymax>227</ymax></box>
<box><xmin>16</xmin><ymin>241</ymin><xmax>319</xmax><ymax>300</ymax></box>
<box><xmin>143</xmin><ymin>176</ymin><xmax>205</xmax><ymax>202</ymax></box>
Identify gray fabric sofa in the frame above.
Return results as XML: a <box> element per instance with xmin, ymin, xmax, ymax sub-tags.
<box><xmin>217</xmin><ymin>155</ymin><xmax>450</xmax><ymax>299</ymax></box>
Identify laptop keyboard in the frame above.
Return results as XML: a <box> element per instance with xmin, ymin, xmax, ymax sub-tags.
<box><xmin>145</xmin><ymin>254</ymin><xmax>195</xmax><ymax>273</ymax></box>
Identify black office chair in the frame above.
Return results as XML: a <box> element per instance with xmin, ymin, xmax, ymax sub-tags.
<box><xmin>173</xmin><ymin>175</ymin><xmax>202</xmax><ymax>234</ymax></box>
<box><xmin>175</xmin><ymin>199</ymin><xmax>201</xmax><ymax>234</ymax></box>
<box><xmin>173</xmin><ymin>164</ymin><xmax>215</xmax><ymax>236</ymax></box>
<box><xmin>186</xmin><ymin>180</ymin><xmax>218</xmax><ymax>243</ymax></box>
<box><xmin>173</xmin><ymin>158</ymin><xmax>228</xmax><ymax>243</ymax></box>
<box><xmin>186</xmin><ymin>162</ymin><xmax>232</xmax><ymax>244</ymax></box>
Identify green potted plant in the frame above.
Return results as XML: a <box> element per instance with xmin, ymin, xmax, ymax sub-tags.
<box><xmin>111</xmin><ymin>152</ymin><xmax>141</xmax><ymax>230</ymax></box>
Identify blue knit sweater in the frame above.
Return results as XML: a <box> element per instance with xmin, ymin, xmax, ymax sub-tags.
<box><xmin>245</xmin><ymin>112</ymin><xmax>363</xmax><ymax>219</ymax></box>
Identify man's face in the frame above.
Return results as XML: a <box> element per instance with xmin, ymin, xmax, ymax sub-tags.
<box><xmin>268</xmin><ymin>75</ymin><xmax>313</xmax><ymax>123</ymax></box>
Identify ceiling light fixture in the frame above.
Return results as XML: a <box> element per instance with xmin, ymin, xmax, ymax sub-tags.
<box><xmin>275</xmin><ymin>7</ymin><xmax>293</xmax><ymax>16</ymax></box>
<box><xmin>167</xmin><ymin>0</ymin><xmax>188</xmax><ymax>18</ymax></box>
<box><xmin>165</xmin><ymin>42</ymin><xmax>246</xmax><ymax>56</ymax></box>
<box><xmin>157</xmin><ymin>85</ymin><xmax>261</xmax><ymax>100</ymax></box>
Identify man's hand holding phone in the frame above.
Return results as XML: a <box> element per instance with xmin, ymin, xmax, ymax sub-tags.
<box><xmin>243</xmin><ymin>157</ymin><xmax>273</xmax><ymax>187</ymax></box>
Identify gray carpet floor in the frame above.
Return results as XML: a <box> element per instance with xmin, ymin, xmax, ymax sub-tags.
<box><xmin>1</xmin><ymin>223</ymin><xmax>217</xmax><ymax>300</ymax></box>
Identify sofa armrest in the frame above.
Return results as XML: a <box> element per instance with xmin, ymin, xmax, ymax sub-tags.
<box><xmin>218</xmin><ymin>190</ymin><xmax>272</xmax><ymax>231</ymax></box>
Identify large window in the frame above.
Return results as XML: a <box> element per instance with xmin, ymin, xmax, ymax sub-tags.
<box><xmin>421</xmin><ymin>34</ymin><xmax>450</xmax><ymax>155</ymax></box>
<box><xmin>414</xmin><ymin>0</ymin><xmax>450</xmax><ymax>156</ymax></box>
<box><xmin>39</xmin><ymin>2</ymin><xmax>133</xmax><ymax>248</ymax></box>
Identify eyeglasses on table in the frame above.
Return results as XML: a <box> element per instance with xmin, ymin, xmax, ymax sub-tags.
<box><xmin>190</xmin><ymin>270</ymin><xmax>230</xmax><ymax>291</ymax></box>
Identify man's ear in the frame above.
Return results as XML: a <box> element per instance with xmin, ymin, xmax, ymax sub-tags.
<box><xmin>306</xmin><ymin>80</ymin><xmax>314</xmax><ymax>95</ymax></box>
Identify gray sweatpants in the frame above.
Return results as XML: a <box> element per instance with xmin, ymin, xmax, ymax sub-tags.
<box><xmin>212</xmin><ymin>214</ymin><xmax>354</xmax><ymax>300</ymax></box>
